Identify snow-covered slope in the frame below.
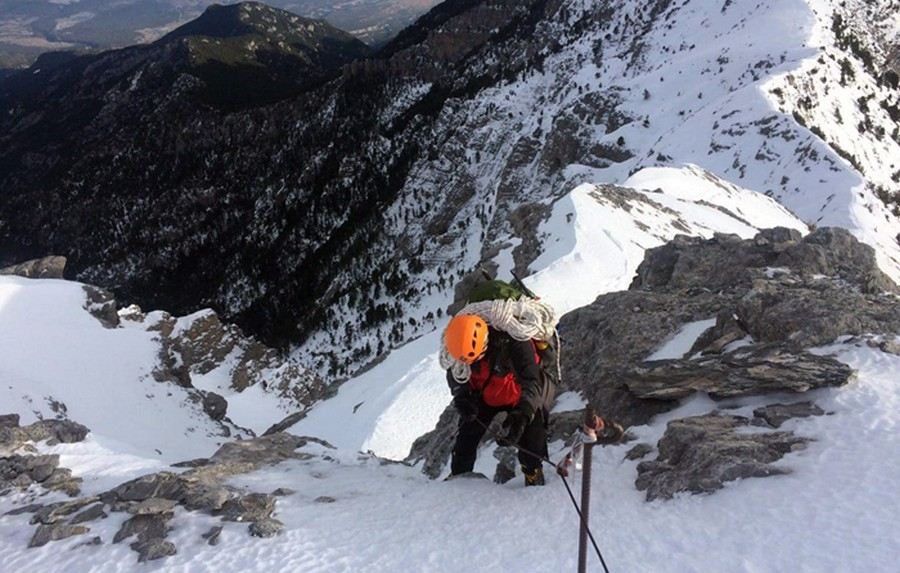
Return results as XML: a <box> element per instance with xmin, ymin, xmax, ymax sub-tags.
<box><xmin>299</xmin><ymin>0</ymin><xmax>900</xmax><ymax>375</ymax></box>
<box><xmin>3</xmin><ymin>166</ymin><xmax>900</xmax><ymax>572</ymax></box>
<box><xmin>0</xmin><ymin>277</ymin><xmax>308</xmax><ymax>462</ymax></box>
<box><xmin>295</xmin><ymin>165</ymin><xmax>808</xmax><ymax>460</ymax></box>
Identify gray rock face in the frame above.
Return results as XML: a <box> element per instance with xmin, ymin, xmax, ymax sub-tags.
<box><xmin>7</xmin><ymin>430</ymin><xmax>329</xmax><ymax>562</ymax></box>
<box><xmin>28</xmin><ymin>523</ymin><xmax>89</xmax><ymax>548</ymax></box>
<box><xmin>69</xmin><ymin>503</ymin><xmax>108</xmax><ymax>525</ymax></box>
<box><xmin>624</xmin><ymin>345</ymin><xmax>855</xmax><ymax>400</ymax></box>
<box><xmin>1</xmin><ymin>418</ymin><xmax>90</xmax><ymax>451</ymax></box>
<box><xmin>202</xmin><ymin>525</ymin><xmax>223</xmax><ymax>546</ymax></box>
<box><xmin>635</xmin><ymin>413</ymin><xmax>810</xmax><ymax>501</ymax></box>
<box><xmin>752</xmin><ymin>402</ymin><xmax>827</xmax><ymax>428</ymax></box>
<box><xmin>0</xmin><ymin>445</ymin><xmax>83</xmax><ymax>497</ymax></box>
<box><xmin>736</xmin><ymin>277</ymin><xmax>900</xmax><ymax>347</ymax></box>
<box><xmin>216</xmin><ymin>493</ymin><xmax>276</xmax><ymax>523</ymax></box>
<box><xmin>82</xmin><ymin>285</ymin><xmax>120</xmax><ymax>328</ymax></box>
<box><xmin>30</xmin><ymin>497</ymin><xmax>99</xmax><ymax>525</ymax></box>
<box><xmin>114</xmin><ymin>512</ymin><xmax>173</xmax><ymax>544</ymax></box>
<box><xmin>0</xmin><ymin>256</ymin><xmax>67</xmax><ymax>279</ymax></box>
<box><xmin>405</xmin><ymin>407</ymin><xmax>459</xmax><ymax>479</ymax></box>
<box><xmin>131</xmin><ymin>539</ymin><xmax>177</xmax><ymax>562</ymax></box>
<box><xmin>122</xmin><ymin>304</ymin><xmax>327</xmax><ymax>425</ymax></box>
<box><xmin>202</xmin><ymin>392</ymin><xmax>228</xmax><ymax>421</ymax></box>
<box><xmin>108</xmin><ymin>472</ymin><xmax>186</xmax><ymax>503</ymax></box>
<box><xmin>248</xmin><ymin>518</ymin><xmax>284</xmax><ymax>538</ymax></box>
<box><xmin>561</xmin><ymin>227</ymin><xmax>899</xmax><ymax>427</ymax></box>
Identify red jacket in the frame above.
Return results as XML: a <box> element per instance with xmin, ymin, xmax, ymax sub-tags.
<box><xmin>448</xmin><ymin>328</ymin><xmax>554</xmax><ymax>418</ymax></box>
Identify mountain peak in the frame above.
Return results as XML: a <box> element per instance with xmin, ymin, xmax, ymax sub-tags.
<box><xmin>158</xmin><ymin>2</ymin><xmax>356</xmax><ymax>48</ymax></box>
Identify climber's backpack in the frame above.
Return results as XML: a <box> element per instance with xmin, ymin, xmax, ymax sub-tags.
<box><xmin>466</xmin><ymin>279</ymin><xmax>560</xmax><ymax>389</ymax></box>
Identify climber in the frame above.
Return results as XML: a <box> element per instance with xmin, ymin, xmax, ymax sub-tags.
<box><xmin>442</xmin><ymin>310</ymin><xmax>557</xmax><ymax>486</ymax></box>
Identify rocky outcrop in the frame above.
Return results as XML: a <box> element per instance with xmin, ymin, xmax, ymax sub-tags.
<box><xmin>4</xmin><ymin>429</ymin><xmax>335</xmax><ymax>562</ymax></box>
<box><xmin>623</xmin><ymin>345</ymin><xmax>855</xmax><ymax>400</ymax></box>
<box><xmin>0</xmin><ymin>416</ymin><xmax>90</xmax><ymax>451</ymax></box>
<box><xmin>82</xmin><ymin>285</ymin><xmax>120</xmax><ymax>328</ymax></box>
<box><xmin>120</xmin><ymin>305</ymin><xmax>326</xmax><ymax>418</ymax></box>
<box><xmin>0</xmin><ymin>256</ymin><xmax>67</xmax><ymax>279</ymax></box>
<box><xmin>554</xmin><ymin>227</ymin><xmax>899</xmax><ymax>498</ymax></box>
<box><xmin>633</xmin><ymin>412</ymin><xmax>813</xmax><ymax>501</ymax></box>
<box><xmin>1</xmin><ymin>416</ymin><xmax>89</xmax><ymax>497</ymax></box>
<box><xmin>562</xmin><ymin>227</ymin><xmax>899</xmax><ymax>428</ymax></box>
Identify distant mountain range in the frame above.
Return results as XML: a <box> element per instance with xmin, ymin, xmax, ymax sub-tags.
<box><xmin>0</xmin><ymin>0</ymin><xmax>439</xmax><ymax>69</ymax></box>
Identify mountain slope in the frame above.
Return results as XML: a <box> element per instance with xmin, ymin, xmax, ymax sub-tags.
<box><xmin>0</xmin><ymin>0</ymin><xmax>897</xmax><ymax>377</ymax></box>
<box><xmin>2</xmin><ymin>167</ymin><xmax>900</xmax><ymax>571</ymax></box>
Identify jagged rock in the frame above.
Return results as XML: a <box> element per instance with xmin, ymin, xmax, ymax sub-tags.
<box><xmin>635</xmin><ymin>413</ymin><xmax>810</xmax><ymax>501</ymax></box>
<box><xmin>271</xmin><ymin>488</ymin><xmax>295</xmax><ymax>497</ymax></box>
<box><xmin>202</xmin><ymin>525</ymin><xmax>223</xmax><ymax>546</ymax></box>
<box><xmin>201</xmin><ymin>392</ymin><xmax>228</xmax><ymax>421</ymax></box>
<box><xmin>185</xmin><ymin>433</ymin><xmax>319</xmax><ymax>484</ymax></box>
<box><xmin>405</xmin><ymin>406</ymin><xmax>459</xmax><ymax>479</ymax></box>
<box><xmin>107</xmin><ymin>472</ymin><xmax>186</xmax><ymax>503</ymax></box>
<box><xmin>248</xmin><ymin>518</ymin><xmax>283</xmax><ymax>538</ymax></box>
<box><xmin>27</xmin><ymin>419</ymin><xmax>90</xmax><ymax>445</ymax></box>
<box><xmin>686</xmin><ymin>310</ymin><xmax>748</xmax><ymax>356</ymax></box>
<box><xmin>42</xmin><ymin>468</ymin><xmax>82</xmax><ymax>496</ymax></box>
<box><xmin>752</xmin><ymin>402</ymin><xmax>826</xmax><ymax>428</ymax></box>
<box><xmin>79</xmin><ymin>536</ymin><xmax>103</xmax><ymax>547</ymax></box>
<box><xmin>70</xmin><ymin>503</ymin><xmax>108</xmax><ymax>524</ymax></box>
<box><xmin>24</xmin><ymin>455</ymin><xmax>60</xmax><ymax>484</ymax></box>
<box><xmin>491</xmin><ymin>447</ymin><xmax>517</xmax><ymax>484</ymax></box>
<box><xmin>215</xmin><ymin>493</ymin><xmax>276</xmax><ymax>523</ymax></box>
<box><xmin>1</xmin><ymin>419</ymin><xmax>90</xmax><ymax>451</ymax></box>
<box><xmin>148</xmin><ymin>308</ymin><xmax>327</xmax><ymax>417</ymax></box>
<box><xmin>0</xmin><ymin>414</ymin><xmax>20</xmax><ymax>428</ymax></box>
<box><xmin>879</xmin><ymin>339</ymin><xmax>900</xmax><ymax>355</ymax></box>
<box><xmin>630</xmin><ymin>227</ymin><xmax>896</xmax><ymax>294</ymax></box>
<box><xmin>181</xmin><ymin>484</ymin><xmax>234</xmax><ymax>512</ymax></box>
<box><xmin>28</xmin><ymin>523</ymin><xmax>89</xmax><ymax>548</ymax></box>
<box><xmin>263</xmin><ymin>411</ymin><xmax>306</xmax><ymax>436</ymax></box>
<box><xmin>559</xmin><ymin>228</ymin><xmax>895</xmax><ymax>428</ymax></box>
<box><xmin>737</xmin><ymin>278</ymin><xmax>900</xmax><ymax>347</ymax></box>
<box><xmin>625</xmin><ymin>443</ymin><xmax>654</xmax><ymax>461</ymax></box>
<box><xmin>30</xmin><ymin>497</ymin><xmax>99</xmax><ymax>524</ymax></box>
<box><xmin>128</xmin><ymin>498</ymin><xmax>179</xmax><ymax>515</ymax></box>
<box><xmin>624</xmin><ymin>345</ymin><xmax>855</xmax><ymax>400</ymax></box>
<box><xmin>559</xmin><ymin>287</ymin><xmax>727</xmax><ymax>427</ymax></box>
<box><xmin>113</xmin><ymin>512</ymin><xmax>173</xmax><ymax>544</ymax></box>
<box><xmin>170</xmin><ymin>458</ymin><xmax>210</xmax><ymax>468</ymax></box>
<box><xmin>0</xmin><ymin>256</ymin><xmax>67</xmax><ymax>279</ymax></box>
<box><xmin>131</xmin><ymin>539</ymin><xmax>177</xmax><ymax>562</ymax></box>
<box><xmin>0</xmin><ymin>454</ymin><xmax>80</xmax><ymax>495</ymax></box>
<box><xmin>3</xmin><ymin>503</ymin><xmax>43</xmax><ymax>517</ymax></box>
<box><xmin>775</xmin><ymin>227</ymin><xmax>898</xmax><ymax>294</ymax></box>
<box><xmin>82</xmin><ymin>285</ymin><xmax>120</xmax><ymax>328</ymax></box>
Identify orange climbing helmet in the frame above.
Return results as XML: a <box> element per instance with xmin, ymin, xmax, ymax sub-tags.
<box><xmin>444</xmin><ymin>314</ymin><xmax>488</xmax><ymax>363</ymax></box>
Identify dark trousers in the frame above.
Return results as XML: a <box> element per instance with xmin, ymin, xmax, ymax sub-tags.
<box><xmin>450</xmin><ymin>402</ymin><xmax>549</xmax><ymax>476</ymax></box>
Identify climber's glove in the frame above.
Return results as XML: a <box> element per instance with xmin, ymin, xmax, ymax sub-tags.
<box><xmin>501</xmin><ymin>408</ymin><xmax>531</xmax><ymax>445</ymax></box>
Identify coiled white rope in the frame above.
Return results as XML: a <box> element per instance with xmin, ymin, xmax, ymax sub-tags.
<box><xmin>439</xmin><ymin>297</ymin><xmax>560</xmax><ymax>384</ymax></box>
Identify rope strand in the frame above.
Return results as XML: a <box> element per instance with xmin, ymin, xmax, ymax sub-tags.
<box><xmin>439</xmin><ymin>297</ymin><xmax>559</xmax><ymax>384</ymax></box>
